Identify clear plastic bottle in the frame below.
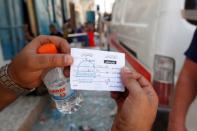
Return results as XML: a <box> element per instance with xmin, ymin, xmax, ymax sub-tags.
<box><xmin>43</xmin><ymin>67</ymin><xmax>83</xmax><ymax>114</ymax></box>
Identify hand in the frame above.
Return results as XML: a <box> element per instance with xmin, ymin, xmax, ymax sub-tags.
<box><xmin>111</xmin><ymin>67</ymin><xmax>158</xmax><ymax>131</ymax></box>
<box><xmin>8</xmin><ymin>35</ymin><xmax>73</xmax><ymax>89</ymax></box>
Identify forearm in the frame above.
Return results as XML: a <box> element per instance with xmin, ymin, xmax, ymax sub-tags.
<box><xmin>170</xmin><ymin>72</ymin><xmax>197</xmax><ymax>124</ymax></box>
<box><xmin>0</xmin><ymin>83</ymin><xmax>17</xmax><ymax>111</ymax></box>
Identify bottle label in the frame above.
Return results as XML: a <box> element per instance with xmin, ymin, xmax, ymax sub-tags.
<box><xmin>48</xmin><ymin>84</ymin><xmax>67</xmax><ymax>100</ymax></box>
<box><xmin>47</xmin><ymin>80</ymin><xmax>75</xmax><ymax>100</ymax></box>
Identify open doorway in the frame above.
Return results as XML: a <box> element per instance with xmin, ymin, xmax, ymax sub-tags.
<box><xmin>22</xmin><ymin>0</ymin><xmax>35</xmax><ymax>44</ymax></box>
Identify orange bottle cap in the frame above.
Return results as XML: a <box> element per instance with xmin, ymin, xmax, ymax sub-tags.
<box><xmin>37</xmin><ymin>43</ymin><xmax>58</xmax><ymax>54</ymax></box>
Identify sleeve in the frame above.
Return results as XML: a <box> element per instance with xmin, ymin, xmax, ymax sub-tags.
<box><xmin>185</xmin><ymin>28</ymin><xmax>197</xmax><ymax>63</ymax></box>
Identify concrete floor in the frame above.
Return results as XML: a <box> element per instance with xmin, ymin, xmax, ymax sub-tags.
<box><xmin>29</xmin><ymin>86</ymin><xmax>197</xmax><ymax>131</ymax></box>
<box><xmin>31</xmin><ymin>91</ymin><xmax>116</xmax><ymax>131</ymax></box>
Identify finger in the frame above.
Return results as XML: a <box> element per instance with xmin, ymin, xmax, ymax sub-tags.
<box><xmin>121</xmin><ymin>67</ymin><xmax>143</xmax><ymax>95</ymax></box>
<box><xmin>48</xmin><ymin>36</ymin><xmax>70</xmax><ymax>53</ymax></box>
<box><xmin>32</xmin><ymin>54</ymin><xmax>73</xmax><ymax>69</ymax></box>
<box><xmin>133</xmin><ymin>72</ymin><xmax>158</xmax><ymax>105</ymax></box>
<box><xmin>121</xmin><ymin>68</ymin><xmax>151</xmax><ymax>88</ymax></box>
<box><xmin>28</xmin><ymin>35</ymin><xmax>52</xmax><ymax>49</ymax></box>
<box><xmin>143</xmin><ymin>86</ymin><xmax>158</xmax><ymax>103</ymax></box>
<box><xmin>111</xmin><ymin>92</ymin><xmax>120</xmax><ymax>99</ymax></box>
<box><xmin>132</xmin><ymin>72</ymin><xmax>151</xmax><ymax>88</ymax></box>
<box><xmin>63</xmin><ymin>67</ymin><xmax>70</xmax><ymax>77</ymax></box>
<box><xmin>28</xmin><ymin>35</ymin><xmax>70</xmax><ymax>53</ymax></box>
<box><xmin>133</xmin><ymin>72</ymin><xmax>156</xmax><ymax>94</ymax></box>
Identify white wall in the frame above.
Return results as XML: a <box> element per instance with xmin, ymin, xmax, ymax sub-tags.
<box><xmin>0</xmin><ymin>38</ymin><xmax>10</xmax><ymax>67</ymax></box>
<box><xmin>95</xmin><ymin>0</ymin><xmax>115</xmax><ymax>13</ymax></box>
<box><xmin>0</xmin><ymin>38</ymin><xmax>4</xmax><ymax>66</ymax></box>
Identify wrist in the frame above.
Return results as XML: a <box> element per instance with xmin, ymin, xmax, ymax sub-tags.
<box><xmin>0</xmin><ymin>64</ymin><xmax>35</xmax><ymax>96</ymax></box>
<box><xmin>8</xmin><ymin>63</ymin><xmax>30</xmax><ymax>90</ymax></box>
<box><xmin>169</xmin><ymin>112</ymin><xmax>186</xmax><ymax>125</ymax></box>
<box><xmin>8</xmin><ymin>63</ymin><xmax>22</xmax><ymax>87</ymax></box>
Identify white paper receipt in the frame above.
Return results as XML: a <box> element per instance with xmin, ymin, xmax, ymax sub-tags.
<box><xmin>70</xmin><ymin>48</ymin><xmax>125</xmax><ymax>92</ymax></box>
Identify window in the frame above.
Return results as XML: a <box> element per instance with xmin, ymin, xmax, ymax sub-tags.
<box><xmin>185</xmin><ymin>0</ymin><xmax>197</xmax><ymax>9</ymax></box>
<box><xmin>184</xmin><ymin>0</ymin><xmax>197</xmax><ymax>25</ymax></box>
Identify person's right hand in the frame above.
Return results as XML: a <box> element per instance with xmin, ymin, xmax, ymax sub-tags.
<box><xmin>111</xmin><ymin>67</ymin><xmax>158</xmax><ymax>131</ymax></box>
<box><xmin>8</xmin><ymin>35</ymin><xmax>73</xmax><ymax>90</ymax></box>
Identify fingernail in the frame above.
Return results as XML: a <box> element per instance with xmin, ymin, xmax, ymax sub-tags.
<box><xmin>64</xmin><ymin>71</ymin><xmax>70</xmax><ymax>77</ymax></box>
<box><xmin>65</xmin><ymin>55</ymin><xmax>73</xmax><ymax>65</ymax></box>
<box><xmin>122</xmin><ymin>67</ymin><xmax>131</xmax><ymax>73</ymax></box>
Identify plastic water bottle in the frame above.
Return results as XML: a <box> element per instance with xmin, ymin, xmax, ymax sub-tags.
<box><xmin>43</xmin><ymin>67</ymin><xmax>83</xmax><ymax>114</ymax></box>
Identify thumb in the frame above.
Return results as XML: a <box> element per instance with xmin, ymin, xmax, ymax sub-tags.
<box><xmin>121</xmin><ymin>67</ymin><xmax>143</xmax><ymax>96</ymax></box>
<box><xmin>33</xmin><ymin>54</ymin><xmax>73</xmax><ymax>69</ymax></box>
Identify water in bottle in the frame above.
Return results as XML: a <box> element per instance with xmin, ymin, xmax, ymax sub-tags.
<box><xmin>43</xmin><ymin>67</ymin><xmax>83</xmax><ymax>114</ymax></box>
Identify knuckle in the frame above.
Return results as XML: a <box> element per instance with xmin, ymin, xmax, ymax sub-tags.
<box><xmin>53</xmin><ymin>35</ymin><xmax>63</xmax><ymax>40</ymax></box>
<box><xmin>61</xmin><ymin>55</ymin><xmax>66</xmax><ymax>65</ymax></box>
<box><xmin>57</xmin><ymin>55</ymin><xmax>65</xmax><ymax>66</ymax></box>
<box><xmin>49</xmin><ymin>55</ymin><xmax>64</xmax><ymax>67</ymax></box>
<box><xmin>37</xmin><ymin>35</ymin><xmax>45</xmax><ymax>39</ymax></box>
<box><xmin>36</xmin><ymin>35</ymin><xmax>43</xmax><ymax>40</ymax></box>
<box><xmin>25</xmin><ymin>56</ymin><xmax>33</xmax><ymax>67</ymax></box>
<box><xmin>126</xmin><ymin>72</ymin><xmax>135</xmax><ymax>78</ymax></box>
<box><xmin>148</xmin><ymin>89</ymin><xmax>159</xmax><ymax>106</ymax></box>
<box><xmin>154</xmin><ymin>92</ymin><xmax>159</xmax><ymax>104</ymax></box>
<box><xmin>38</xmin><ymin>56</ymin><xmax>47</xmax><ymax>68</ymax></box>
<box><xmin>64</xmin><ymin>55</ymin><xmax>70</xmax><ymax>65</ymax></box>
<box><xmin>133</xmin><ymin>72</ymin><xmax>142</xmax><ymax>79</ymax></box>
<box><xmin>137</xmin><ymin>91</ymin><xmax>146</xmax><ymax>98</ymax></box>
<box><xmin>126</xmin><ymin>76</ymin><xmax>133</xmax><ymax>83</ymax></box>
<box><xmin>37</xmin><ymin>35</ymin><xmax>48</xmax><ymax>41</ymax></box>
<box><xmin>49</xmin><ymin>55</ymin><xmax>57</xmax><ymax>66</ymax></box>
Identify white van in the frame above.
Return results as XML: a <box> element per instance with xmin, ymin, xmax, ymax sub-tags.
<box><xmin>109</xmin><ymin>0</ymin><xmax>196</xmax><ymax>80</ymax></box>
<box><xmin>108</xmin><ymin>0</ymin><xmax>197</xmax><ymax>130</ymax></box>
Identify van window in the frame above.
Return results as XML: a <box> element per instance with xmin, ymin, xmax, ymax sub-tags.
<box><xmin>184</xmin><ymin>0</ymin><xmax>197</xmax><ymax>25</ymax></box>
<box><xmin>185</xmin><ymin>0</ymin><xmax>197</xmax><ymax>9</ymax></box>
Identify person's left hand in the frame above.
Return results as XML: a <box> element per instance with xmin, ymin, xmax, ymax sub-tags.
<box><xmin>8</xmin><ymin>35</ymin><xmax>73</xmax><ymax>89</ymax></box>
<box><xmin>111</xmin><ymin>67</ymin><xmax>158</xmax><ymax>131</ymax></box>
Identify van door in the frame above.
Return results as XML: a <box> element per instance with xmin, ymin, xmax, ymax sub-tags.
<box><xmin>54</xmin><ymin>0</ymin><xmax>63</xmax><ymax>28</ymax></box>
<box><xmin>0</xmin><ymin>0</ymin><xmax>25</xmax><ymax>60</ymax></box>
<box><xmin>34</xmin><ymin>0</ymin><xmax>54</xmax><ymax>35</ymax></box>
